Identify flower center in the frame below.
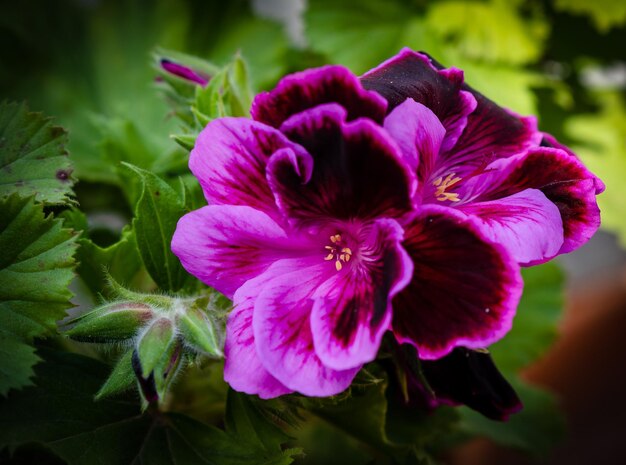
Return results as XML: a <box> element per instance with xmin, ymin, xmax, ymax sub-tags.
<box><xmin>433</xmin><ymin>173</ymin><xmax>462</xmax><ymax>202</ymax></box>
<box><xmin>323</xmin><ymin>234</ymin><xmax>353</xmax><ymax>271</ymax></box>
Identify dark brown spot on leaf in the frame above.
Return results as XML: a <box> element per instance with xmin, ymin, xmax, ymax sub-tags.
<box><xmin>56</xmin><ymin>169</ymin><xmax>71</xmax><ymax>182</ymax></box>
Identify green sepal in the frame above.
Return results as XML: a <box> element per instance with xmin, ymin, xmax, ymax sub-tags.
<box><xmin>65</xmin><ymin>301</ymin><xmax>153</xmax><ymax>342</ymax></box>
<box><xmin>94</xmin><ymin>349</ymin><xmax>135</xmax><ymax>400</ymax></box>
<box><xmin>136</xmin><ymin>317</ymin><xmax>176</xmax><ymax>378</ymax></box>
<box><xmin>178</xmin><ymin>299</ymin><xmax>223</xmax><ymax>358</ymax></box>
<box><xmin>171</xmin><ymin>133</ymin><xmax>197</xmax><ymax>151</ymax></box>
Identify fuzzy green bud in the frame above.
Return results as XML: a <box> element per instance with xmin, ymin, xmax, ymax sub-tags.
<box><xmin>178</xmin><ymin>305</ymin><xmax>223</xmax><ymax>358</ymax></box>
<box><xmin>136</xmin><ymin>317</ymin><xmax>176</xmax><ymax>378</ymax></box>
<box><xmin>66</xmin><ymin>301</ymin><xmax>153</xmax><ymax>342</ymax></box>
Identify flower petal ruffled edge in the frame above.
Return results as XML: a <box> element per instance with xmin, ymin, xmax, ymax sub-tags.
<box><xmin>252</xmin><ymin>65</ymin><xmax>387</xmax><ymax>129</ymax></box>
<box><xmin>392</xmin><ymin>205</ymin><xmax>523</xmax><ymax>360</ymax></box>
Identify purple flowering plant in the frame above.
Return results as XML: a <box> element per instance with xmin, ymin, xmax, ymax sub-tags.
<box><xmin>1</xmin><ymin>2</ymin><xmax>620</xmax><ymax>464</ymax></box>
<box><xmin>171</xmin><ymin>49</ymin><xmax>602</xmax><ymax>412</ymax></box>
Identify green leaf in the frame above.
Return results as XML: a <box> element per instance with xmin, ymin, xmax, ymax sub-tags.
<box><xmin>565</xmin><ymin>91</ymin><xmax>626</xmax><ymax>247</ymax></box>
<box><xmin>490</xmin><ymin>263</ymin><xmax>564</xmax><ymax>375</ymax></box>
<box><xmin>425</xmin><ymin>0</ymin><xmax>548</xmax><ymax>66</ymax></box>
<box><xmin>307</xmin><ymin>369</ymin><xmax>456</xmax><ymax>462</ymax></box>
<box><xmin>122</xmin><ymin>163</ymin><xmax>189</xmax><ymax>291</ymax></box>
<box><xmin>458</xmin><ymin>379</ymin><xmax>565</xmax><ymax>456</ymax></box>
<box><xmin>225</xmin><ymin>390</ymin><xmax>295</xmax><ymax>453</ymax></box>
<box><xmin>555</xmin><ymin>0</ymin><xmax>626</xmax><ymax>32</ymax></box>
<box><xmin>306</xmin><ymin>0</ymin><xmax>413</xmax><ymax>74</ymax></box>
<box><xmin>0</xmin><ymin>101</ymin><xmax>74</xmax><ymax>205</ymax></box>
<box><xmin>76</xmin><ymin>225</ymin><xmax>146</xmax><ymax>296</ymax></box>
<box><xmin>0</xmin><ymin>195</ymin><xmax>77</xmax><ymax>395</ymax></box>
<box><xmin>0</xmin><ymin>350</ymin><xmax>297</xmax><ymax>465</ymax></box>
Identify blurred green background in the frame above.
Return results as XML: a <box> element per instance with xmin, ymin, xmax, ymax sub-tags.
<box><xmin>1</xmin><ymin>1</ymin><xmax>626</xmax><ymax>464</ymax></box>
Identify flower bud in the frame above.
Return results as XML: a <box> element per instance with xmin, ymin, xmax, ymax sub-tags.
<box><xmin>160</xmin><ymin>59</ymin><xmax>210</xmax><ymax>86</ymax></box>
<box><xmin>66</xmin><ymin>301</ymin><xmax>153</xmax><ymax>342</ymax></box>
<box><xmin>136</xmin><ymin>317</ymin><xmax>176</xmax><ymax>377</ymax></box>
<box><xmin>178</xmin><ymin>306</ymin><xmax>223</xmax><ymax>358</ymax></box>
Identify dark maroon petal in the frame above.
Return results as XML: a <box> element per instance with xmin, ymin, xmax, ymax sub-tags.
<box><xmin>190</xmin><ymin>117</ymin><xmax>307</xmax><ymax>219</ymax></box>
<box><xmin>268</xmin><ymin>104</ymin><xmax>416</xmax><ymax>226</ymax></box>
<box><xmin>465</xmin><ymin>147</ymin><xmax>603</xmax><ymax>255</ymax></box>
<box><xmin>361</xmin><ymin>48</ymin><xmax>476</xmax><ymax>153</ymax></box>
<box><xmin>420</xmin><ymin>348</ymin><xmax>522</xmax><ymax>421</ymax></box>
<box><xmin>311</xmin><ymin>219</ymin><xmax>413</xmax><ymax>370</ymax></box>
<box><xmin>392</xmin><ymin>206</ymin><xmax>522</xmax><ymax>359</ymax></box>
<box><xmin>541</xmin><ymin>132</ymin><xmax>606</xmax><ymax>193</ymax></box>
<box><xmin>361</xmin><ymin>48</ymin><xmax>540</xmax><ymax>178</ymax></box>
<box><xmin>251</xmin><ymin>65</ymin><xmax>387</xmax><ymax>128</ymax></box>
<box><xmin>386</xmin><ymin>344</ymin><xmax>521</xmax><ymax>420</ymax></box>
<box><xmin>441</xmin><ymin>103</ymin><xmax>540</xmax><ymax>179</ymax></box>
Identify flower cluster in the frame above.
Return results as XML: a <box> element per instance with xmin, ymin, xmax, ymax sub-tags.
<box><xmin>172</xmin><ymin>49</ymin><xmax>602</xmax><ymax>401</ymax></box>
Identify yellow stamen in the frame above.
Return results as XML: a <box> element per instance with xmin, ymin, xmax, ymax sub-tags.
<box><xmin>323</xmin><ymin>234</ymin><xmax>353</xmax><ymax>271</ymax></box>
<box><xmin>433</xmin><ymin>173</ymin><xmax>462</xmax><ymax>202</ymax></box>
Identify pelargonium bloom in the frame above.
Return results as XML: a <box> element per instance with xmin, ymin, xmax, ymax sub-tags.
<box><xmin>172</xmin><ymin>48</ymin><xmax>602</xmax><ymax>399</ymax></box>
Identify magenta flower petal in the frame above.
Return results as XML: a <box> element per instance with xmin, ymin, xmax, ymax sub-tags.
<box><xmin>224</xmin><ymin>297</ymin><xmax>292</xmax><ymax>399</ymax></box>
<box><xmin>253</xmin><ymin>264</ymin><xmax>360</xmax><ymax>396</ymax></box>
<box><xmin>392</xmin><ymin>206</ymin><xmax>522</xmax><ymax>360</ymax></box>
<box><xmin>361</xmin><ymin>48</ymin><xmax>477</xmax><ymax>153</ymax></box>
<box><xmin>310</xmin><ymin>219</ymin><xmax>413</xmax><ymax>370</ymax></box>
<box><xmin>461</xmin><ymin>147</ymin><xmax>602</xmax><ymax>256</ymax></box>
<box><xmin>383</xmin><ymin>98</ymin><xmax>446</xmax><ymax>183</ymax></box>
<box><xmin>252</xmin><ymin>65</ymin><xmax>387</xmax><ymax>128</ymax></box>
<box><xmin>269</xmin><ymin>104</ymin><xmax>416</xmax><ymax>225</ymax></box>
<box><xmin>171</xmin><ymin>205</ymin><xmax>309</xmax><ymax>298</ymax></box>
<box><xmin>190</xmin><ymin>117</ymin><xmax>306</xmax><ymax>218</ymax></box>
<box><xmin>458</xmin><ymin>189</ymin><xmax>564</xmax><ymax>265</ymax></box>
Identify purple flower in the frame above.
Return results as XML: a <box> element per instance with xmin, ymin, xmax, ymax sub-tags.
<box><xmin>172</xmin><ymin>49</ymin><xmax>602</xmax><ymax>398</ymax></box>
